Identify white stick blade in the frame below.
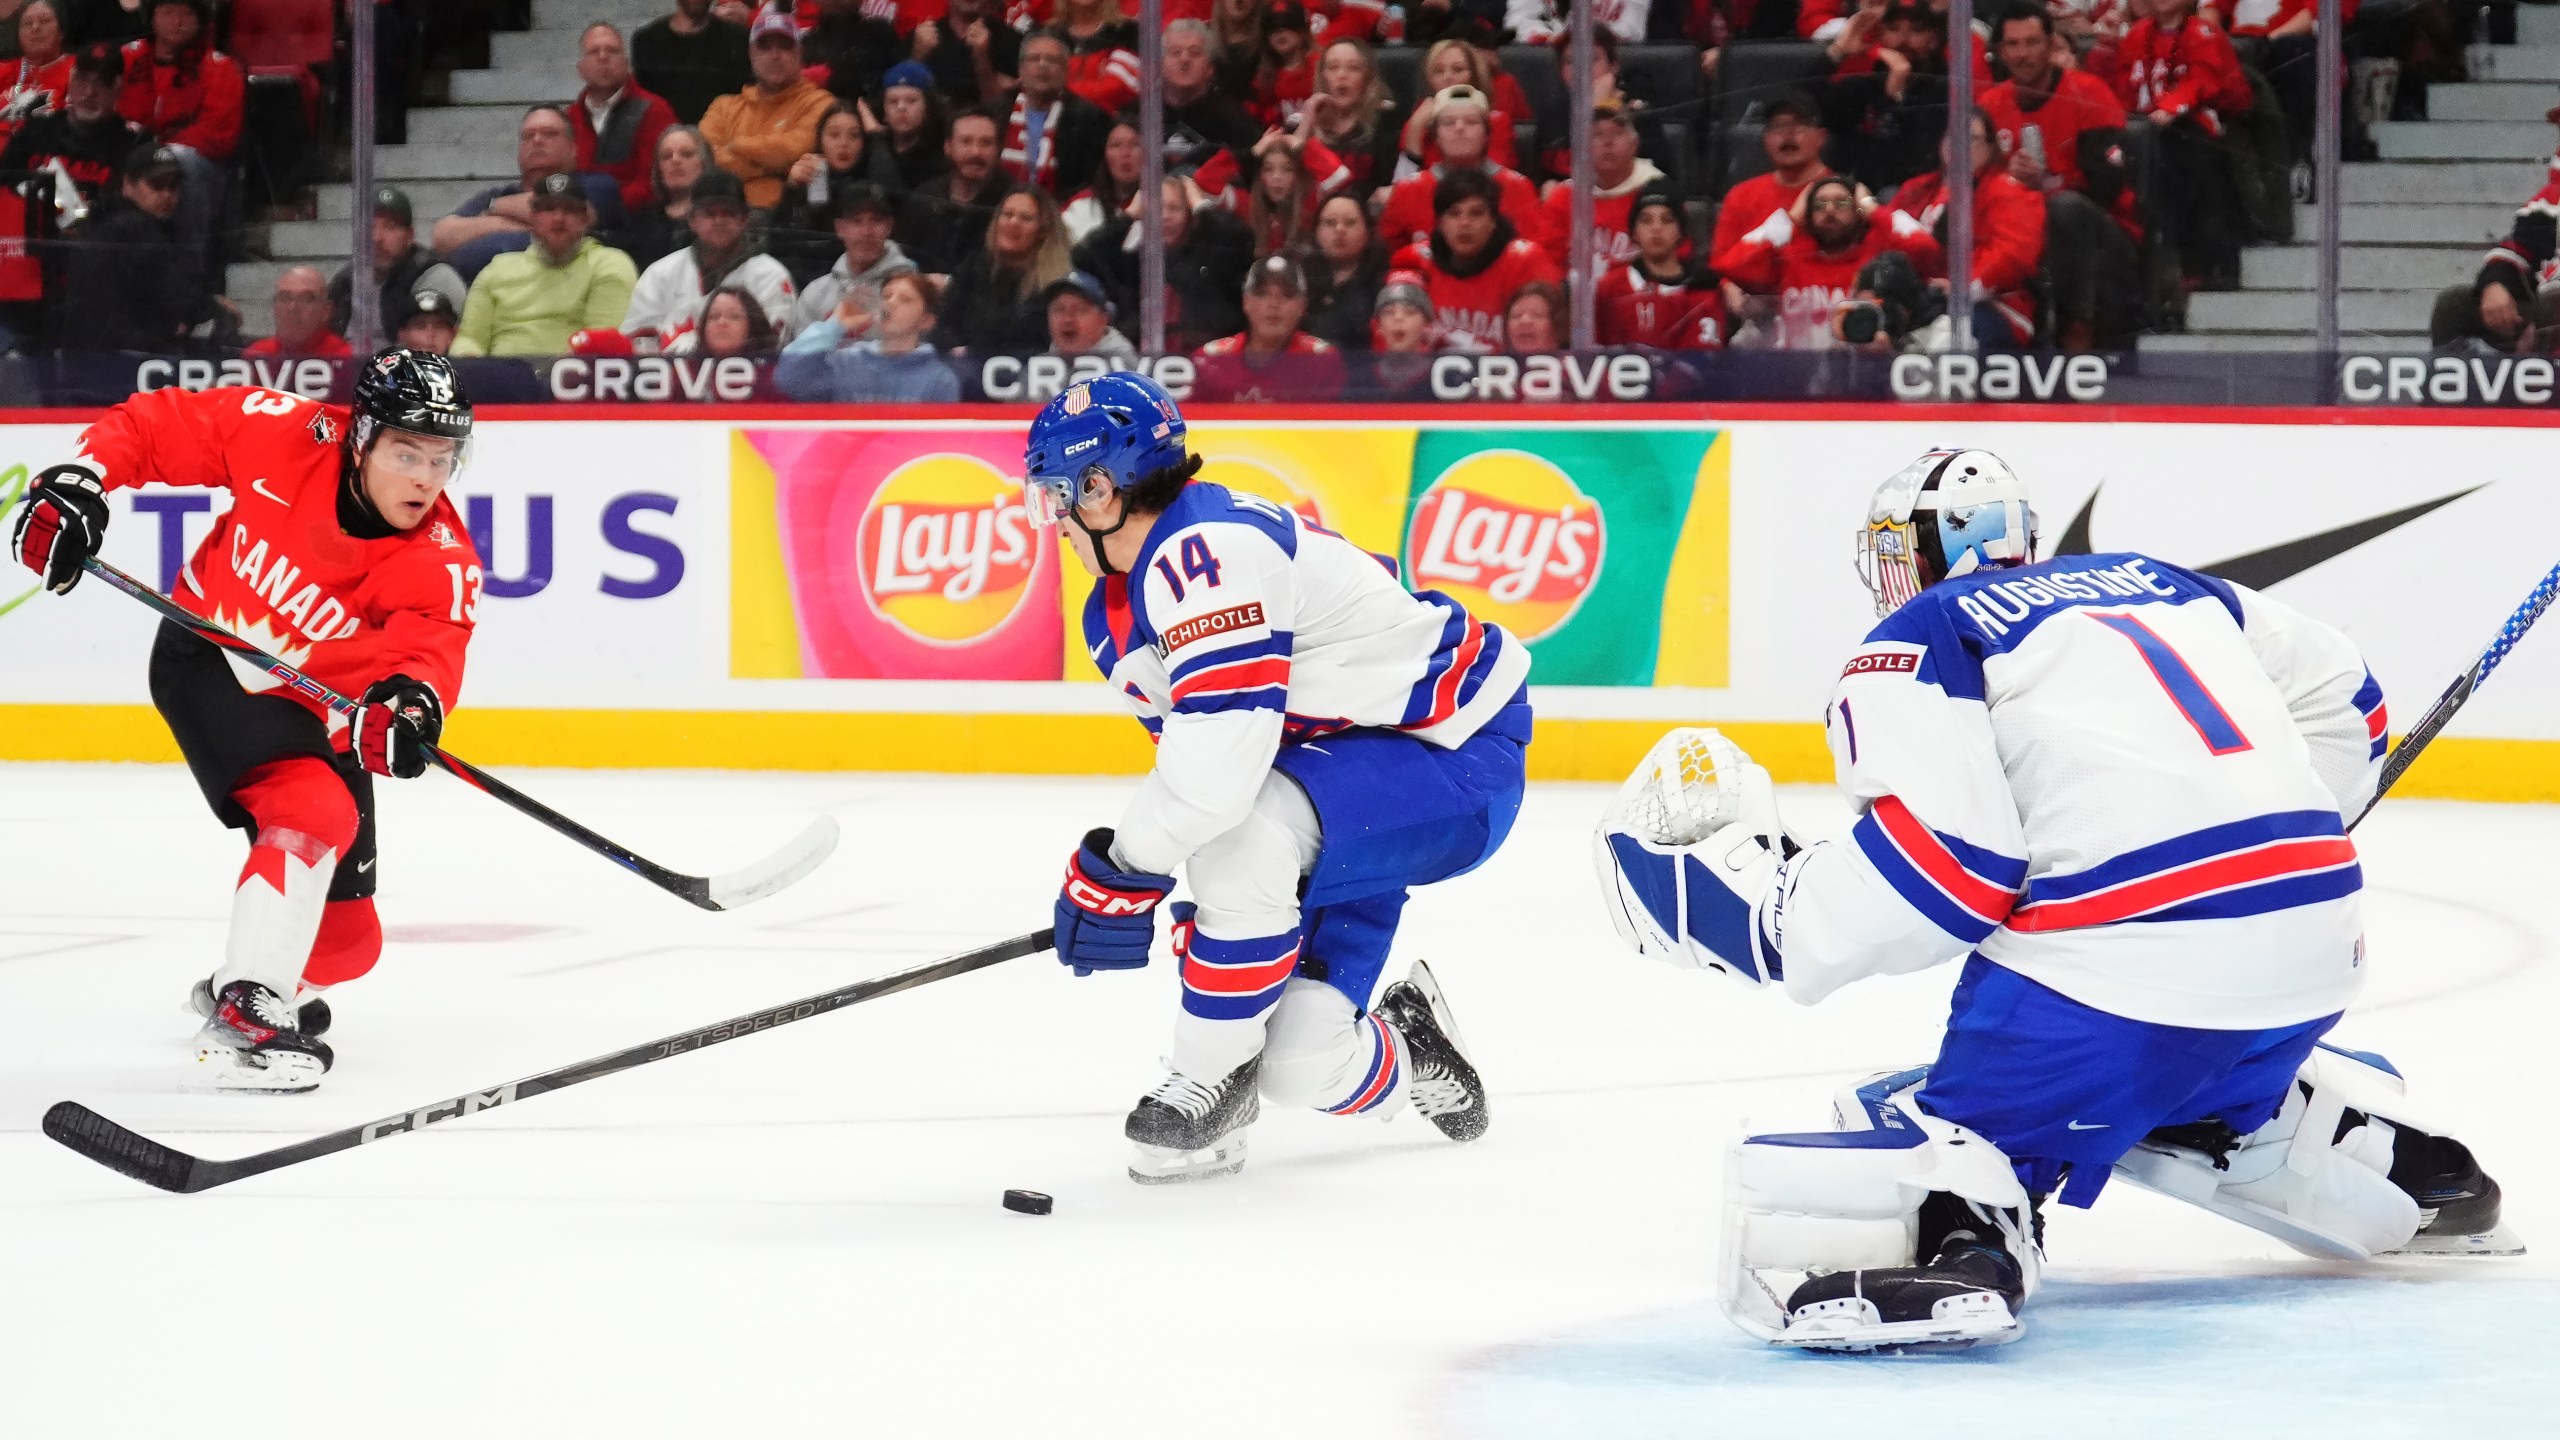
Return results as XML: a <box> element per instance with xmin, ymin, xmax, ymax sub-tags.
<box><xmin>706</xmin><ymin>816</ymin><xmax>841</xmax><ymax>909</ymax></box>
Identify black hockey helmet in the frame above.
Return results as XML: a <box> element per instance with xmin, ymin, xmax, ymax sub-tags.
<box><xmin>351</xmin><ymin>347</ymin><xmax>472</xmax><ymax>468</ymax></box>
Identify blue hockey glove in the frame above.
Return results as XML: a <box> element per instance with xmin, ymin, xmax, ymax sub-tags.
<box><xmin>1054</xmin><ymin>827</ymin><xmax>1175</xmax><ymax>976</ymax></box>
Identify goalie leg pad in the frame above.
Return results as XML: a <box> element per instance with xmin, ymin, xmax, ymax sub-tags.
<box><xmin>2116</xmin><ymin>1042</ymin><xmax>2521</xmax><ymax>1260</ymax></box>
<box><xmin>1720</xmin><ymin>1068</ymin><xmax>2041</xmax><ymax>1346</ymax></box>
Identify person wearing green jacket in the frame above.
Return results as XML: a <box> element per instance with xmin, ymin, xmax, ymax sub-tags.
<box><xmin>451</xmin><ymin>173</ymin><xmax>638</xmax><ymax>357</ymax></box>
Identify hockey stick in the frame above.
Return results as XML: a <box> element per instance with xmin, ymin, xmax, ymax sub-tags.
<box><xmin>80</xmin><ymin>556</ymin><xmax>837</xmax><ymax>910</ymax></box>
<box><xmin>44</xmin><ymin>926</ymin><xmax>1055</xmax><ymax>1193</ymax></box>
<box><xmin>2350</xmin><ymin>558</ymin><xmax>2560</xmax><ymax>831</ymax></box>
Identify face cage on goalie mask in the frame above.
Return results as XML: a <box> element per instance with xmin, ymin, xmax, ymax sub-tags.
<box><xmin>1854</xmin><ymin>518</ymin><xmax>1928</xmax><ymax>618</ymax></box>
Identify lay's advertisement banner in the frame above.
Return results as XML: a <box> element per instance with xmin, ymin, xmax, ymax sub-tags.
<box><xmin>734</xmin><ymin>422</ymin><xmax>1730</xmax><ymax>687</ymax></box>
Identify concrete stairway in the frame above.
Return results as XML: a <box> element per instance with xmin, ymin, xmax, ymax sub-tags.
<box><xmin>2166</xmin><ymin>6</ymin><xmax>2560</xmax><ymax>354</ymax></box>
<box><xmin>235</xmin><ymin>0</ymin><xmax>666</xmax><ymax>337</ymax></box>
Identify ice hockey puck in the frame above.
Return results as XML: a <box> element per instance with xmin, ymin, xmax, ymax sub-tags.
<box><xmin>1002</xmin><ymin>1188</ymin><xmax>1053</xmax><ymax>1216</ymax></box>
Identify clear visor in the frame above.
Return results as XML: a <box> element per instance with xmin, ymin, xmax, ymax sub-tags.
<box><xmin>1023</xmin><ymin>464</ymin><xmax>1113</xmax><ymax>529</ymax></box>
<box><xmin>1853</xmin><ymin>519</ymin><xmax>1925</xmax><ymax>618</ymax></box>
<box><xmin>362</xmin><ymin>417</ymin><xmax>472</xmax><ymax>486</ymax></box>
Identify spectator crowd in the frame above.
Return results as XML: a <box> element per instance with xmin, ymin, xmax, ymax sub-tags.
<box><xmin>0</xmin><ymin>0</ymin><xmax>2501</xmax><ymax>392</ymax></box>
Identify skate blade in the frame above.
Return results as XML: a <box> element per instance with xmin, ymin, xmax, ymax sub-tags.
<box><xmin>1127</xmin><ymin>1138</ymin><xmax>1247</xmax><ymax>1186</ymax></box>
<box><xmin>2382</xmin><ymin>1223</ymin><xmax>2528</xmax><ymax>1258</ymax></box>
<box><xmin>1773</xmin><ymin>1295</ymin><xmax>2022</xmax><ymax>1354</ymax></box>
<box><xmin>182</xmin><ymin>1045</ymin><xmax>323</xmax><ymax>1095</ymax></box>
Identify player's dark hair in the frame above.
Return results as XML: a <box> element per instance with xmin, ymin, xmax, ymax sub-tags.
<box><xmin>1122</xmin><ymin>452</ymin><xmax>1205</xmax><ymax>516</ymax></box>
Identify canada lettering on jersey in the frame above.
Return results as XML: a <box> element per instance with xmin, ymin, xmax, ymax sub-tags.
<box><xmin>227</xmin><ymin>526</ymin><xmax>363</xmax><ymax>643</ymax></box>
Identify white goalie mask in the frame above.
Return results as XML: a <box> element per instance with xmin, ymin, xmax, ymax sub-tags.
<box><xmin>1853</xmin><ymin>448</ymin><xmax>2038</xmax><ymax>617</ymax></box>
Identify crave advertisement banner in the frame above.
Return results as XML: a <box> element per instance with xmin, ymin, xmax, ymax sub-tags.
<box><xmin>731</xmin><ymin>422</ymin><xmax>1730</xmax><ymax>689</ymax></box>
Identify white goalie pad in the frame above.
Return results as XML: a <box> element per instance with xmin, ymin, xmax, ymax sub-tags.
<box><xmin>2112</xmin><ymin>1044</ymin><xmax>2423</xmax><ymax>1262</ymax></box>
<box><xmin>1592</xmin><ymin>728</ymin><xmax>1789</xmax><ymax>984</ymax></box>
<box><xmin>1718</xmin><ymin>1069</ymin><xmax>2041</xmax><ymax>1343</ymax></box>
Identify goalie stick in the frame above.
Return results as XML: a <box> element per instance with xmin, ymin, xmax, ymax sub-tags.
<box><xmin>2350</xmin><ymin>557</ymin><xmax>2560</xmax><ymax>831</ymax></box>
<box><xmin>81</xmin><ymin>556</ymin><xmax>836</xmax><ymax>910</ymax></box>
<box><xmin>45</xmin><ymin>927</ymin><xmax>1056</xmax><ymax>1193</ymax></box>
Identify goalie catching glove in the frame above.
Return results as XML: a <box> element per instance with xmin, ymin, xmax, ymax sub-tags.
<box><xmin>352</xmin><ymin>674</ymin><xmax>443</xmax><ymax>779</ymax></box>
<box><xmin>1593</xmin><ymin>727</ymin><xmax>1797</xmax><ymax>985</ymax></box>
<box><xmin>1053</xmin><ymin>827</ymin><xmax>1175</xmax><ymax>976</ymax></box>
<box><xmin>10</xmin><ymin>464</ymin><xmax>108</xmax><ymax>595</ymax></box>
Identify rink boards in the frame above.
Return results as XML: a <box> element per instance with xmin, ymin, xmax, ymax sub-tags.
<box><xmin>0</xmin><ymin>401</ymin><xmax>2554</xmax><ymax>801</ymax></box>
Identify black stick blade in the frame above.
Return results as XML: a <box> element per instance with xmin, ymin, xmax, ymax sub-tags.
<box><xmin>44</xmin><ymin>1102</ymin><xmax>204</xmax><ymax>1193</ymax></box>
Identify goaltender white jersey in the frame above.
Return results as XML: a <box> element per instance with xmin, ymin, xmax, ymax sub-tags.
<box><xmin>1769</xmin><ymin>551</ymin><xmax>2388</xmax><ymax>1029</ymax></box>
<box><xmin>1086</xmin><ymin>482</ymin><xmax>1531</xmax><ymax>875</ymax></box>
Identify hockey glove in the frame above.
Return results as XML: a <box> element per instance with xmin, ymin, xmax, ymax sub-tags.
<box><xmin>10</xmin><ymin>464</ymin><xmax>108</xmax><ymax>595</ymax></box>
<box><xmin>353</xmin><ymin>674</ymin><xmax>444</xmax><ymax>780</ymax></box>
<box><xmin>1054</xmin><ymin>827</ymin><xmax>1175</xmax><ymax>976</ymax></box>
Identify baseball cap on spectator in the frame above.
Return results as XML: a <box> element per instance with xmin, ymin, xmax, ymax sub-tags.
<box><xmin>750</xmin><ymin>10</ymin><xmax>800</xmax><ymax>45</ymax></box>
<box><xmin>1630</xmin><ymin>190</ymin><xmax>1682</xmax><ymax>227</ymax></box>
<box><xmin>569</xmin><ymin>327</ymin><xmax>636</xmax><ymax>356</ymax></box>
<box><xmin>1375</xmin><ymin>270</ymin><xmax>1434</xmax><ymax>319</ymax></box>
<box><xmin>1762</xmin><ymin>91</ymin><xmax>1822</xmax><ymax>128</ymax></box>
<box><xmin>883</xmin><ymin>60</ymin><xmax>934</xmax><ymax>94</ymax></box>
<box><xmin>373</xmin><ymin>185</ymin><xmax>414</xmax><ymax>227</ymax></box>
<box><xmin>528</xmin><ymin>171</ymin><xmax>589</xmax><ymax>209</ymax></box>
<box><xmin>834</xmin><ymin>182</ymin><xmax>896</xmax><ymax>221</ymax></box>
<box><xmin>1243</xmin><ymin>254</ymin><xmax>1305</xmax><ymax>299</ymax></box>
<box><xmin>1041</xmin><ymin>269</ymin><xmax>1115</xmax><ymax>316</ymax></box>
<box><xmin>1432</xmin><ymin>84</ymin><xmax>1489</xmax><ymax>117</ymax></box>
<box><xmin>398</xmin><ymin>289</ymin><xmax>458</xmax><ymax>327</ymax></box>
<box><xmin>1266</xmin><ymin>1</ymin><xmax>1311</xmax><ymax>33</ymax></box>
<box><xmin>72</xmin><ymin>42</ymin><xmax>120</xmax><ymax>83</ymax></box>
<box><xmin>126</xmin><ymin>144</ymin><xmax>183</xmax><ymax>187</ymax></box>
<box><xmin>690</xmin><ymin>170</ymin><xmax>748</xmax><ymax>213</ymax></box>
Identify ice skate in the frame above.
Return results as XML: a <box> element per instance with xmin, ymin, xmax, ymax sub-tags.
<box><xmin>189</xmin><ymin>973</ymin><xmax>330</xmax><ymax>1038</ymax></box>
<box><xmin>185</xmin><ymin>980</ymin><xmax>333</xmax><ymax>1094</ymax></box>
<box><xmin>1375</xmin><ymin>960</ymin><xmax>1489</xmax><ymax>1142</ymax></box>
<box><xmin>2380</xmin><ymin>1134</ymin><xmax>2527</xmax><ymax>1257</ymax></box>
<box><xmin>1778</xmin><ymin>1225</ymin><xmax>2029</xmax><ymax>1353</ymax></box>
<box><xmin>1126</xmin><ymin>1055</ymin><xmax>1259</xmax><ymax>1185</ymax></box>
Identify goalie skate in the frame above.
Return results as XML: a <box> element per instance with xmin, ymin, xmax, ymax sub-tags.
<box><xmin>1126</xmin><ymin>1056</ymin><xmax>1260</xmax><ymax>1185</ymax></box>
<box><xmin>1776</xmin><ymin>1232</ymin><xmax>2028</xmax><ymax>1354</ymax></box>
<box><xmin>184</xmin><ymin>981</ymin><xmax>332</xmax><ymax>1094</ymax></box>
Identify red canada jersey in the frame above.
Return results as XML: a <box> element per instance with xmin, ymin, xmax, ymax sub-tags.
<box><xmin>1378</xmin><ymin>163</ymin><xmax>1546</xmax><ymax>254</ymax></box>
<box><xmin>1981</xmin><ymin>72</ymin><xmax>2126</xmax><ymax>197</ymax></box>
<box><xmin>1596</xmin><ymin>264</ymin><xmax>1727</xmax><ymax>350</ymax></box>
<box><xmin>1188</xmin><ymin>331</ymin><xmax>1348</xmax><ymax>402</ymax></box>
<box><xmin>1538</xmin><ymin>179</ymin><xmax>1651</xmax><ymax>276</ymax></box>
<box><xmin>1392</xmin><ymin>238</ymin><xmax>1561</xmax><ymax>351</ymax></box>
<box><xmin>1711</xmin><ymin>168</ymin><xmax>1829</xmax><ymax>277</ymax></box>
<box><xmin>2112</xmin><ymin>15</ymin><xmax>2252</xmax><ymax>131</ymax></box>
<box><xmin>1891</xmin><ymin>166</ymin><xmax>2049</xmax><ymax>345</ymax></box>
<box><xmin>1708</xmin><ymin>205</ymin><xmax>1939</xmax><ymax>349</ymax></box>
<box><xmin>117</xmin><ymin>39</ymin><xmax>244</xmax><ymax>162</ymax></box>
<box><xmin>75</xmin><ymin>386</ymin><xmax>480</xmax><ymax>736</ymax></box>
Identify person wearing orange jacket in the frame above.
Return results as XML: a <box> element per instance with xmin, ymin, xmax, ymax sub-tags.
<box><xmin>2109</xmin><ymin>0</ymin><xmax>2252</xmax><ymax>289</ymax></box>
<box><xmin>117</xmin><ymin>0</ymin><xmax>238</xmax><ymax>286</ymax></box>
<box><xmin>1891</xmin><ymin>107</ymin><xmax>2049</xmax><ymax>350</ymax></box>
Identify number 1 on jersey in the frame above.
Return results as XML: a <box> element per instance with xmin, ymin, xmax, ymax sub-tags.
<box><xmin>2089</xmin><ymin>612</ymin><xmax>2252</xmax><ymax>756</ymax></box>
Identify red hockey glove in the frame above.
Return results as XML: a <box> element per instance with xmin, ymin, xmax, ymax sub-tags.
<box><xmin>10</xmin><ymin>464</ymin><xmax>108</xmax><ymax>595</ymax></box>
<box><xmin>353</xmin><ymin>675</ymin><xmax>443</xmax><ymax>780</ymax></box>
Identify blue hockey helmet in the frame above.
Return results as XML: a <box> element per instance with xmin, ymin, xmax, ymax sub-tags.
<box><xmin>1021</xmin><ymin>372</ymin><xmax>1189</xmax><ymax>529</ymax></box>
<box><xmin>1855</xmin><ymin>448</ymin><xmax>2038</xmax><ymax>616</ymax></box>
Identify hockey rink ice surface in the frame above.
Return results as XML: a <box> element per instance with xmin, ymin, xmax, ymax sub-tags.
<box><xmin>0</xmin><ymin>763</ymin><xmax>2550</xmax><ymax>1437</ymax></box>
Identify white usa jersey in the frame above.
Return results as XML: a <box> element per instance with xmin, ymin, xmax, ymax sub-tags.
<box><xmin>1087</xmin><ymin>482</ymin><xmax>1532</xmax><ymax>875</ymax></box>
<box><xmin>1768</xmin><ymin>552</ymin><xmax>2387</xmax><ymax>1029</ymax></box>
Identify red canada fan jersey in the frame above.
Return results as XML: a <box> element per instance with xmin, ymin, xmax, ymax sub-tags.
<box><xmin>75</xmin><ymin>385</ymin><xmax>481</xmax><ymax>736</ymax></box>
<box><xmin>1596</xmin><ymin>264</ymin><xmax>1727</xmax><ymax>350</ymax></box>
<box><xmin>1392</xmin><ymin>239</ymin><xmax>1562</xmax><ymax>351</ymax></box>
<box><xmin>1190</xmin><ymin>331</ymin><xmax>1349</xmax><ymax>402</ymax></box>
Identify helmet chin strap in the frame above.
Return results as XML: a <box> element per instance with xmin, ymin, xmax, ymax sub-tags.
<box><xmin>1069</xmin><ymin>504</ymin><xmax>1136</xmax><ymax>577</ymax></box>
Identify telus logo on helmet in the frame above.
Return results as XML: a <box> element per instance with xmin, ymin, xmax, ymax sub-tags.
<box><xmin>1407</xmin><ymin>451</ymin><xmax>1604</xmax><ymax>641</ymax></box>
<box><xmin>855</xmin><ymin>454</ymin><xmax>1042</xmax><ymax>644</ymax></box>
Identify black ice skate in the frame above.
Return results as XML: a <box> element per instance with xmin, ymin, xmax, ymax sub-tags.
<box><xmin>1780</xmin><ymin>1202</ymin><xmax>2030</xmax><ymax>1352</ymax></box>
<box><xmin>1375</xmin><ymin>960</ymin><xmax>1488</xmax><ymax>1142</ymax></box>
<box><xmin>1126</xmin><ymin>1055</ymin><xmax>1260</xmax><ymax>1185</ymax></box>
<box><xmin>189</xmin><ymin>973</ymin><xmax>330</xmax><ymax>1037</ymax></box>
<box><xmin>2383</xmin><ymin>1130</ymin><xmax>2527</xmax><ymax>1257</ymax></box>
<box><xmin>186</xmin><ymin>980</ymin><xmax>333</xmax><ymax>1094</ymax></box>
